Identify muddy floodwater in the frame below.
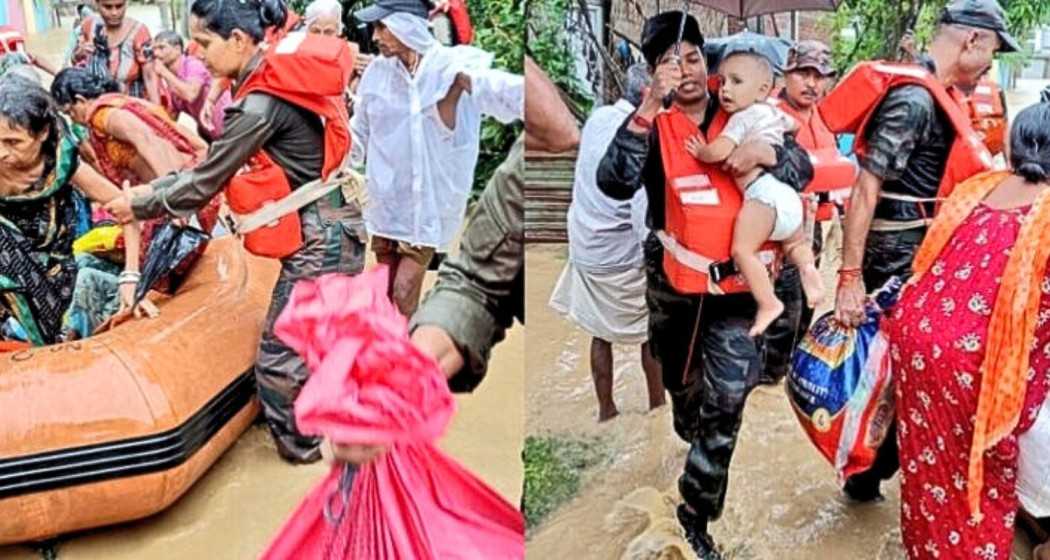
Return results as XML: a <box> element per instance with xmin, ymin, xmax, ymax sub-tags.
<box><xmin>525</xmin><ymin>241</ymin><xmax>1039</xmax><ymax>560</ymax></box>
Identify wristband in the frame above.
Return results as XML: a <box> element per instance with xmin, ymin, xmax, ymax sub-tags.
<box><xmin>632</xmin><ymin>113</ymin><xmax>653</xmax><ymax>131</ymax></box>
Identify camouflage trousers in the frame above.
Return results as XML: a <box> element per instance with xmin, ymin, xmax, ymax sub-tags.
<box><xmin>644</xmin><ymin>233</ymin><xmax>763</xmax><ymax>520</ymax></box>
<box><xmin>848</xmin><ymin>226</ymin><xmax>927</xmax><ymax>487</ymax></box>
<box><xmin>256</xmin><ymin>196</ymin><xmax>366</xmax><ymax>463</ymax></box>
<box><xmin>762</xmin><ymin>221</ymin><xmax>824</xmax><ymax>383</ymax></box>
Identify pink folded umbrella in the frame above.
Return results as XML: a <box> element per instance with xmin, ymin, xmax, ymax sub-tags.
<box><xmin>261</xmin><ymin>267</ymin><xmax>525</xmax><ymax>560</ymax></box>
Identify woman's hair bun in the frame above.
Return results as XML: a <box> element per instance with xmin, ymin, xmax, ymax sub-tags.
<box><xmin>257</xmin><ymin>0</ymin><xmax>287</xmax><ymax>30</ymax></box>
<box><xmin>1017</xmin><ymin>161</ymin><xmax>1049</xmax><ymax>184</ymax></box>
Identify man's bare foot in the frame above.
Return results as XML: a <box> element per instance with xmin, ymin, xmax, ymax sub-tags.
<box><xmin>749</xmin><ymin>298</ymin><xmax>785</xmax><ymax>337</ymax></box>
<box><xmin>800</xmin><ymin>264</ymin><xmax>826</xmax><ymax>308</ymax></box>
<box><xmin>598</xmin><ymin>407</ymin><xmax>620</xmax><ymax>422</ymax></box>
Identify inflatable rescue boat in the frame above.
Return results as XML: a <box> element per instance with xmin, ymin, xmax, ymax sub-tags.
<box><xmin>0</xmin><ymin>236</ymin><xmax>279</xmax><ymax>544</ymax></box>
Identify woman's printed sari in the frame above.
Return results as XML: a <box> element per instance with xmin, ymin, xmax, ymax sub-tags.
<box><xmin>0</xmin><ymin>130</ymin><xmax>81</xmax><ymax>345</ymax></box>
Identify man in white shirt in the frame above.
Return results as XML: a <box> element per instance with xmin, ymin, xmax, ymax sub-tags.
<box><xmin>548</xmin><ymin>64</ymin><xmax>664</xmax><ymax>422</ymax></box>
<box><xmin>350</xmin><ymin>0</ymin><xmax>523</xmax><ymax>316</ymax></box>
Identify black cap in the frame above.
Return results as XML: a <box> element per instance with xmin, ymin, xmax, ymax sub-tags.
<box><xmin>641</xmin><ymin>11</ymin><xmax>704</xmax><ymax>68</ymax></box>
<box><xmin>939</xmin><ymin>0</ymin><xmax>1021</xmax><ymax>53</ymax></box>
<box><xmin>354</xmin><ymin>0</ymin><xmax>430</xmax><ymax>23</ymax></box>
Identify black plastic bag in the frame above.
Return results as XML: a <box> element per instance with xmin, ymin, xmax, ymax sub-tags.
<box><xmin>134</xmin><ymin>223</ymin><xmax>210</xmax><ymax>305</ymax></box>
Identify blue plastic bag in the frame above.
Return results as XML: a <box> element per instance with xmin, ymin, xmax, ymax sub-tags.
<box><xmin>788</xmin><ymin>278</ymin><xmax>902</xmax><ymax>479</ymax></box>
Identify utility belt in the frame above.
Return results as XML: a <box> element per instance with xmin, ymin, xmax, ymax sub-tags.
<box><xmin>870</xmin><ymin>191</ymin><xmax>940</xmax><ymax>232</ymax></box>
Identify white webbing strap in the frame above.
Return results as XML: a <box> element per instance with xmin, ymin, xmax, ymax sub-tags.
<box><xmin>655</xmin><ymin>230</ymin><xmax>715</xmax><ymax>273</ymax></box>
<box><xmin>655</xmin><ymin>230</ymin><xmax>725</xmax><ymax>294</ymax></box>
<box><xmin>878</xmin><ymin>191</ymin><xmax>942</xmax><ymax>204</ymax></box>
<box><xmin>230</xmin><ymin>168</ymin><xmax>367</xmax><ymax>235</ymax></box>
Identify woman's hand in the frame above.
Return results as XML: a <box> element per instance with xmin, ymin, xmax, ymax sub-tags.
<box><xmin>116</xmin><ymin>277</ymin><xmax>160</xmax><ymax>319</ymax></box>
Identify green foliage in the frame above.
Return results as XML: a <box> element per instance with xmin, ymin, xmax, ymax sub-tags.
<box><xmin>522</xmin><ymin>435</ymin><xmax>606</xmax><ymax>530</ymax></box>
<box><xmin>825</xmin><ymin>0</ymin><xmax>1050</xmax><ymax>74</ymax></box>
<box><xmin>525</xmin><ymin>0</ymin><xmax>594</xmax><ymax>116</ymax></box>
<box><xmin>468</xmin><ymin>0</ymin><xmax>524</xmax><ymax>196</ymax></box>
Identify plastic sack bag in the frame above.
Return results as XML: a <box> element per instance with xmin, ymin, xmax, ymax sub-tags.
<box><xmin>261</xmin><ymin>268</ymin><xmax>525</xmax><ymax>560</ymax></box>
<box><xmin>787</xmin><ymin>278</ymin><xmax>901</xmax><ymax>479</ymax></box>
<box><xmin>1019</xmin><ymin>398</ymin><xmax>1050</xmax><ymax>517</ymax></box>
<box><xmin>72</xmin><ymin>225</ymin><xmax>124</xmax><ymax>258</ymax></box>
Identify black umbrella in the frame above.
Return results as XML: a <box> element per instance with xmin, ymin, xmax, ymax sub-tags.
<box><xmin>691</xmin><ymin>0</ymin><xmax>841</xmax><ymax>18</ymax></box>
<box><xmin>703</xmin><ymin>30</ymin><xmax>792</xmax><ymax>75</ymax></box>
<box><xmin>133</xmin><ymin>223</ymin><xmax>210</xmax><ymax>306</ymax></box>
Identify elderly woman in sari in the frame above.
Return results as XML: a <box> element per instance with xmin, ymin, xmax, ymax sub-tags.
<box><xmin>0</xmin><ymin>75</ymin><xmax>140</xmax><ymax>346</ymax></box>
<box><xmin>883</xmin><ymin>102</ymin><xmax>1050</xmax><ymax>560</ymax></box>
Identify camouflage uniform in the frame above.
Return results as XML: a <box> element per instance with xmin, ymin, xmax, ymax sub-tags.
<box><xmin>133</xmin><ymin>53</ymin><xmax>367</xmax><ymax>463</ymax></box>
<box><xmin>597</xmin><ymin>104</ymin><xmax>812</xmax><ymax>521</ymax></box>
<box><xmin>409</xmin><ymin>137</ymin><xmax>523</xmax><ymax>392</ymax></box>
<box><xmin>845</xmin><ymin>55</ymin><xmax>953</xmax><ymax>496</ymax></box>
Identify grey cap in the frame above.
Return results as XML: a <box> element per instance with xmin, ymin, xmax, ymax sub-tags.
<box><xmin>718</xmin><ymin>32</ymin><xmax>790</xmax><ymax>75</ymax></box>
<box><xmin>939</xmin><ymin>0</ymin><xmax>1021</xmax><ymax>53</ymax></box>
<box><xmin>354</xmin><ymin>0</ymin><xmax>429</xmax><ymax>23</ymax></box>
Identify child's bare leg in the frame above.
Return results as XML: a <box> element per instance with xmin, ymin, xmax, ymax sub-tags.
<box><xmin>732</xmin><ymin>201</ymin><xmax>783</xmax><ymax>337</ymax></box>
<box><xmin>782</xmin><ymin>227</ymin><xmax>825</xmax><ymax>308</ymax></box>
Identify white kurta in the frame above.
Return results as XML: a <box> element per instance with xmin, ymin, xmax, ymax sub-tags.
<box><xmin>350</xmin><ymin>44</ymin><xmax>522</xmax><ymax>250</ymax></box>
<box><xmin>549</xmin><ymin>99</ymin><xmax>651</xmax><ymax>344</ymax></box>
<box><xmin>566</xmin><ymin>99</ymin><xmax>649</xmax><ymax>273</ymax></box>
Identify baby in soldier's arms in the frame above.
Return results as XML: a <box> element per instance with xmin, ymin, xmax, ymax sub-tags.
<box><xmin>686</xmin><ymin>51</ymin><xmax>823</xmax><ymax>336</ymax></box>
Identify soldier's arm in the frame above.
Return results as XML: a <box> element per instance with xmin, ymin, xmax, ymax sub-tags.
<box><xmin>409</xmin><ymin>139</ymin><xmax>524</xmax><ymax>391</ymax></box>
<box><xmin>525</xmin><ymin>56</ymin><xmax>579</xmax><ymax>153</ymax></box>
<box><xmin>842</xmin><ymin>85</ymin><xmax>934</xmax><ymax>269</ymax></box>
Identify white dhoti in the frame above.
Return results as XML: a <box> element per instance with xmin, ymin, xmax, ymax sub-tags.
<box><xmin>548</xmin><ymin>261</ymin><xmax>648</xmax><ymax>345</ymax></box>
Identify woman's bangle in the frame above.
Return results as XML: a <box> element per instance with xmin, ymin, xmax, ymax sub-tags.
<box><xmin>118</xmin><ymin>271</ymin><xmax>141</xmax><ymax>285</ymax></box>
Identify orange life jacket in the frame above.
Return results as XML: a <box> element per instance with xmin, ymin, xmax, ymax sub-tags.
<box><xmin>0</xmin><ymin>26</ymin><xmax>26</xmax><ymax>54</ymax></box>
<box><xmin>445</xmin><ymin>0</ymin><xmax>474</xmax><ymax>45</ymax></box>
<box><xmin>775</xmin><ymin>96</ymin><xmax>857</xmax><ymax>222</ymax></box>
<box><xmin>657</xmin><ymin>107</ymin><xmax>782</xmax><ymax>295</ymax></box>
<box><xmin>225</xmin><ymin>32</ymin><xmax>354</xmax><ymax>259</ymax></box>
<box><xmin>819</xmin><ymin>62</ymin><xmax>992</xmax><ymax>209</ymax></box>
<box><xmin>963</xmin><ymin>77</ymin><xmax>1007</xmax><ymax>157</ymax></box>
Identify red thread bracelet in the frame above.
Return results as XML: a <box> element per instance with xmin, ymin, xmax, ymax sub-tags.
<box><xmin>632</xmin><ymin>114</ymin><xmax>653</xmax><ymax>131</ymax></box>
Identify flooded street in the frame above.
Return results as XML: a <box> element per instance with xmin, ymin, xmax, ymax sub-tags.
<box><xmin>526</xmin><ymin>239</ymin><xmax>1042</xmax><ymax>559</ymax></box>
<box><xmin>525</xmin><ymin>244</ymin><xmax>905</xmax><ymax>560</ymax></box>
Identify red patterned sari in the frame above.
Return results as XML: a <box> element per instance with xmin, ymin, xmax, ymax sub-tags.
<box><xmin>884</xmin><ymin>200</ymin><xmax>1050</xmax><ymax>560</ymax></box>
